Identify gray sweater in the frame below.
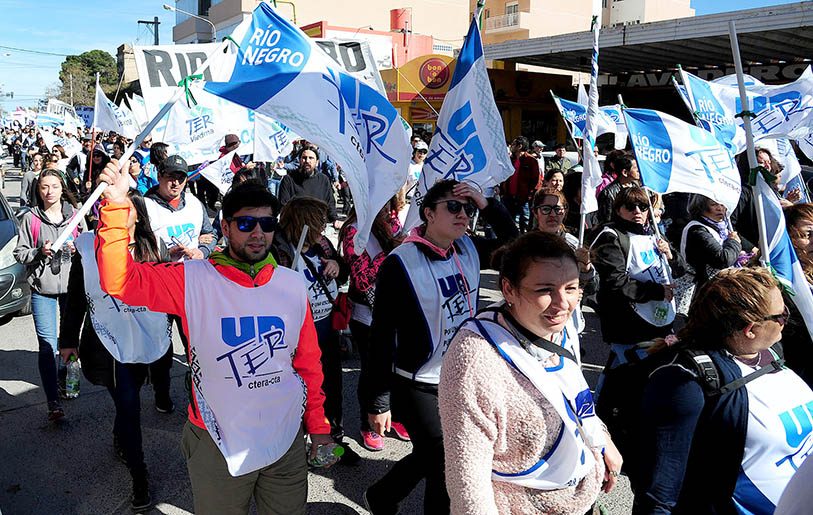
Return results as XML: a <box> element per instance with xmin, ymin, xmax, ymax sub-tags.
<box><xmin>19</xmin><ymin>170</ymin><xmax>38</xmax><ymax>208</ymax></box>
<box><xmin>13</xmin><ymin>203</ymin><xmax>87</xmax><ymax>295</ymax></box>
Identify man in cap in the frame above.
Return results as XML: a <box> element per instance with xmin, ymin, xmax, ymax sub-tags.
<box><xmin>406</xmin><ymin>140</ymin><xmax>428</xmax><ymax>201</ymax></box>
<box><xmin>531</xmin><ymin>140</ymin><xmax>546</xmax><ymax>172</ymax></box>
<box><xmin>545</xmin><ymin>143</ymin><xmax>572</xmax><ymax>173</ymax></box>
<box><xmin>142</xmin><ymin>154</ymin><xmax>217</xmax><ymax>414</ymax></box>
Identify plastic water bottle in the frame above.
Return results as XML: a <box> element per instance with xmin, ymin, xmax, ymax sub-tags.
<box><xmin>308</xmin><ymin>443</ymin><xmax>344</xmax><ymax>467</ymax></box>
<box><xmin>60</xmin><ymin>242</ymin><xmax>72</xmax><ymax>265</ymax></box>
<box><xmin>65</xmin><ymin>356</ymin><xmax>80</xmax><ymax>399</ymax></box>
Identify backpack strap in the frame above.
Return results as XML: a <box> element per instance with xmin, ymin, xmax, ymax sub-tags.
<box><xmin>680</xmin><ymin>344</ymin><xmax>786</xmax><ymax>397</ymax></box>
<box><xmin>30</xmin><ymin>213</ymin><xmax>41</xmax><ymax>246</ymax></box>
<box><xmin>474</xmin><ymin>305</ymin><xmax>578</xmax><ymax>364</ymax></box>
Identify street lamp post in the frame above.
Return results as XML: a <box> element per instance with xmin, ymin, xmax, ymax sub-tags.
<box><xmin>163</xmin><ymin>4</ymin><xmax>217</xmax><ymax>42</ymax></box>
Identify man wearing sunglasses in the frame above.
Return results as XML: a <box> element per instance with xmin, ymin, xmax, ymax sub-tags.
<box><xmin>143</xmin><ymin>155</ymin><xmax>216</xmax><ymax>262</ymax></box>
<box><xmin>95</xmin><ymin>161</ymin><xmax>333</xmax><ymax>514</ymax></box>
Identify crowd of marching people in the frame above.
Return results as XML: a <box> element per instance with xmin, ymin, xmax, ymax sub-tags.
<box><xmin>4</xmin><ymin>117</ymin><xmax>813</xmax><ymax>515</ymax></box>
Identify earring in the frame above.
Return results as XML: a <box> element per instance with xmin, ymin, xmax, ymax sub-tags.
<box><xmin>507</xmin><ymin>302</ymin><xmax>513</xmax><ymax>308</ymax></box>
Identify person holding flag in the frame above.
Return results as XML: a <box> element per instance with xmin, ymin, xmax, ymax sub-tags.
<box><xmin>781</xmin><ymin>203</ymin><xmax>813</xmax><ymax>387</ymax></box>
<box><xmin>95</xmin><ymin>160</ymin><xmax>333</xmax><ymax>514</ymax></box>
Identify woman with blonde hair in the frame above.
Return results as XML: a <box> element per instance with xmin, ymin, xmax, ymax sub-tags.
<box><xmin>633</xmin><ymin>267</ymin><xmax>813</xmax><ymax>513</ymax></box>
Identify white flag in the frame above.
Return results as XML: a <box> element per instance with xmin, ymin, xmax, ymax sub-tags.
<box><xmin>92</xmin><ymin>75</ymin><xmax>139</xmax><ymax>138</ymax></box>
<box><xmin>196</xmin><ymin>150</ymin><xmax>236</xmax><ymax>195</ymax></box>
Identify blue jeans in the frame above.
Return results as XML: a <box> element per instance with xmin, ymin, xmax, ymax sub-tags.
<box><xmin>31</xmin><ymin>293</ymin><xmax>68</xmax><ymax>403</ymax></box>
<box><xmin>108</xmin><ymin>361</ymin><xmax>148</xmax><ymax>475</ymax></box>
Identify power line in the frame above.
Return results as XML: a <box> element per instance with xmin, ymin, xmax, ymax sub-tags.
<box><xmin>0</xmin><ymin>45</ymin><xmax>70</xmax><ymax>57</ymax></box>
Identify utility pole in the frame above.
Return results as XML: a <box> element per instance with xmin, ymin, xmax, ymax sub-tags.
<box><xmin>138</xmin><ymin>16</ymin><xmax>161</xmax><ymax>45</ymax></box>
<box><xmin>69</xmin><ymin>74</ymin><xmax>73</xmax><ymax>106</ymax></box>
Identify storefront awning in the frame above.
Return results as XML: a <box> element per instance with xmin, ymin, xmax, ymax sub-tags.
<box><xmin>482</xmin><ymin>1</ymin><xmax>813</xmax><ymax>76</ymax></box>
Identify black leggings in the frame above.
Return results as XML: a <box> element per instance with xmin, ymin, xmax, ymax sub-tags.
<box><xmin>368</xmin><ymin>375</ymin><xmax>450</xmax><ymax>514</ymax></box>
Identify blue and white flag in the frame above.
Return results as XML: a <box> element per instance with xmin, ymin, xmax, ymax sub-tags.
<box><xmin>253</xmin><ymin>114</ymin><xmax>296</xmax><ymax>163</ymax></box>
<box><xmin>35</xmin><ymin>112</ymin><xmax>63</xmax><ymax>128</ymax></box>
<box><xmin>404</xmin><ymin>7</ymin><xmax>513</xmax><ymax>230</ymax></box>
<box><xmin>201</xmin><ymin>3</ymin><xmax>410</xmax><ymax>250</ymax></box>
<box><xmin>680</xmin><ymin>67</ymin><xmax>813</xmax><ymax>154</ymax></box>
<box><xmin>756</xmin><ymin>175</ymin><xmax>813</xmax><ymax>341</ymax></box>
<box><xmin>551</xmin><ymin>95</ymin><xmax>621</xmax><ymax>147</ymax></box>
<box><xmin>92</xmin><ymin>75</ymin><xmax>139</xmax><ymax>138</ymax></box>
<box><xmin>623</xmin><ymin>108</ymin><xmax>742</xmax><ymax>212</ymax></box>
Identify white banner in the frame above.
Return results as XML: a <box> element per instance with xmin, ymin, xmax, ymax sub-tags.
<box><xmin>313</xmin><ymin>38</ymin><xmax>386</xmax><ymax>96</ymax></box>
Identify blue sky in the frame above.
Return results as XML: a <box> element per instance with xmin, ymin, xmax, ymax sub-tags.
<box><xmin>0</xmin><ymin>0</ymin><xmax>803</xmax><ymax>109</ymax></box>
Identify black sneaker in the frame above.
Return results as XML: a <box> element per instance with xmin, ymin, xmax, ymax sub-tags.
<box><xmin>154</xmin><ymin>392</ymin><xmax>174</xmax><ymax>414</ymax></box>
<box><xmin>363</xmin><ymin>487</ymin><xmax>399</xmax><ymax>515</ymax></box>
<box><xmin>131</xmin><ymin>470</ymin><xmax>151</xmax><ymax>513</ymax></box>
<box><xmin>47</xmin><ymin>401</ymin><xmax>64</xmax><ymax>422</ymax></box>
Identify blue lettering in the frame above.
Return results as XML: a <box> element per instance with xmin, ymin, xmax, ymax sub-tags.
<box><xmin>779</xmin><ymin>404</ymin><xmax>813</xmax><ymax>448</ymax></box>
<box><xmin>221</xmin><ymin>317</ymin><xmax>255</xmax><ymax>347</ymax></box>
<box><xmin>438</xmin><ymin>274</ymin><xmax>463</xmax><ymax>298</ymax></box>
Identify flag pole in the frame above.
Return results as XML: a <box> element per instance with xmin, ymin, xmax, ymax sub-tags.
<box><xmin>549</xmin><ymin>90</ymin><xmax>588</xmax><ymax>243</ymax></box>
<box><xmin>727</xmin><ymin>20</ymin><xmax>770</xmax><ymax>266</ymax></box>
<box><xmin>51</xmin><ymin>38</ymin><xmax>233</xmax><ymax>250</ymax></box>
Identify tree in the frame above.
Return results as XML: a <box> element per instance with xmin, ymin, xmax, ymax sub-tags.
<box><xmin>49</xmin><ymin>49</ymin><xmax>118</xmax><ymax>106</ymax></box>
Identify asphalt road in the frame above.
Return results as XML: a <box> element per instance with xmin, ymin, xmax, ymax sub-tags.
<box><xmin>0</xmin><ymin>157</ymin><xmax>633</xmax><ymax>514</ymax></box>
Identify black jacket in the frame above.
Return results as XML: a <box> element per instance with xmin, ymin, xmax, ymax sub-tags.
<box><xmin>277</xmin><ymin>170</ymin><xmax>338</xmax><ymax>222</ymax></box>
<box><xmin>683</xmin><ymin>217</ymin><xmax>741</xmax><ymax>286</ymax></box>
<box><xmin>592</xmin><ymin>218</ymin><xmax>686</xmax><ymax>345</ymax></box>
<box><xmin>596</xmin><ymin>180</ymin><xmax>636</xmax><ymax>225</ymax></box>
<box><xmin>367</xmin><ymin>198</ymin><xmax>518</xmax><ymax>413</ymax></box>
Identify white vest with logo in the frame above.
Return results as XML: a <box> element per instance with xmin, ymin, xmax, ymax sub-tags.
<box><xmin>183</xmin><ymin>260</ymin><xmax>308</xmax><ymax>477</ymax></box>
<box><xmin>594</xmin><ymin>227</ymin><xmax>675</xmax><ymax>326</ymax></box>
<box><xmin>145</xmin><ymin>193</ymin><xmax>204</xmax><ymax>253</ymax></box>
<box><xmin>390</xmin><ymin>235</ymin><xmax>480</xmax><ymax>384</ymax></box>
<box><xmin>680</xmin><ymin>220</ymin><xmax>727</xmax><ymax>279</ymax></box>
<box><xmin>295</xmin><ymin>248</ymin><xmax>338</xmax><ymax>323</ymax></box>
<box><xmin>732</xmin><ymin>356</ymin><xmax>813</xmax><ymax>513</ymax></box>
<box><xmin>75</xmin><ymin>233</ymin><xmax>172</xmax><ymax>363</ymax></box>
<box><xmin>462</xmin><ymin>312</ymin><xmax>605</xmax><ymax>490</ymax></box>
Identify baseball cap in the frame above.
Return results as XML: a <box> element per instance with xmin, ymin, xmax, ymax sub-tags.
<box><xmin>414</xmin><ymin>140</ymin><xmax>429</xmax><ymax>151</ymax></box>
<box><xmin>161</xmin><ymin>155</ymin><xmax>188</xmax><ymax>176</ymax></box>
<box><xmin>224</xmin><ymin>134</ymin><xmax>240</xmax><ymax>146</ymax></box>
<box><xmin>532</xmin><ymin>140</ymin><xmax>545</xmax><ymax>149</ymax></box>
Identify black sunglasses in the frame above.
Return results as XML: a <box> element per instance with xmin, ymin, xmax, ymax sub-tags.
<box><xmin>435</xmin><ymin>200</ymin><xmax>477</xmax><ymax>218</ymax></box>
<box><xmin>534</xmin><ymin>204</ymin><xmax>566</xmax><ymax>215</ymax></box>
<box><xmin>227</xmin><ymin>216</ymin><xmax>278</xmax><ymax>233</ymax></box>
<box><xmin>623</xmin><ymin>201</ymin><xmax>650</xmax><ymax>213</ymax></box>
<box><xmin>760</xmin><ymin>305</ymin><xmax>790</xmax><ymax>326</ymax></box>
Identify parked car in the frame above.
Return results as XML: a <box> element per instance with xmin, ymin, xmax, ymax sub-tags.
<box><xmin>0</xmin><ymin>192</ymin><xmax>31</xmax><ymax>317</ymax></box>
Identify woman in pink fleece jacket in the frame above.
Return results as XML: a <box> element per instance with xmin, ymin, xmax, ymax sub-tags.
<box><xmin>439</xmin><ymin>232</ymin><xmax>622</xmax><ymax>514</ymax></box>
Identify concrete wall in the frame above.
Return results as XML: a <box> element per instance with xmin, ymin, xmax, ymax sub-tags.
<box><xmin>643</xmin><ymin>0</ymin><xmax>694</xmax><ymax>23</ymax></box>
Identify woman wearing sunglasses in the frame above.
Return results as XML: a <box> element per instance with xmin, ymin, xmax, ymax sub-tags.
<box><xmin>364</xmin><ymin>179</ymin><xmax>517</xmax><ymax>514</ymax></box>
<box><xmin>273</xmin><ymin>196</ymin><xmax>357</xmax><ymax>462</ymax></box>
<box><xmin>532</xmin><ymin>188</ymin><xmax>597</xmax><ymax>297</ymax></box>
<box><xmin>633</xmin><ymin>267</ymin><xmax>813</xmax><ymax>514</ymax></box>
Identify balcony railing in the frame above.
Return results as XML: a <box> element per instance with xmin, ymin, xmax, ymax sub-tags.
<box><xmin>485</xmin><ymin>12</ymin><xmax>520</xmax><ymax>31</ymax></box>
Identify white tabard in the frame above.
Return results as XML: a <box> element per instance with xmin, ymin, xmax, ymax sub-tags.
<box><xmin>75</xmin><ymin>232</ymin><xmax>171</xmax><ymax>363</ymax></box>
<box><xmin>732</xmin><ymin>356</ymin><xmax>813</xmax><ymax>513</ymax></box>
<box><xmin>144</xmin><ymin>194</ymin><xmax>204</xmax><ymax>253</ymax></box>
<box><xmin>294</xmin><ymin>248</ymin><xmax>337</xmax><ymax>323</ymax></box>
<box><xmin>462</xmin><ymin>312</ymin><xmax>605</xmax><ymax>490</ymax></box>
<box><xmin>183</xmin><ymin>260</ymin><xmax>308</xmax><ymax>477</ymax></box>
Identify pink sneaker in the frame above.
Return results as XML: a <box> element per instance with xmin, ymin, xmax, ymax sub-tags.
<box><xmin>360</xmin><ymin>430</ymin><xmax>384</xmax><ymax>451</ymax></box>
<box><xmin>387</xmin><ymin>422</ymin><xmax>411</xmax><ymax>441</ymax></box>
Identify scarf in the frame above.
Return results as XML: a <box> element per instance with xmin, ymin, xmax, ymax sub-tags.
<box><xmin>701</xmin><ymin>216</ymin><xmax>730</xmax><ymax>241</ymax></box>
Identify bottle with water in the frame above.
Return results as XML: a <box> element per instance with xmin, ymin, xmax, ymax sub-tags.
<box><xmin>65</xmin><ymin>355</ymin><xmax>80</xmax><ymax>399</ymax></box>
<box><xmin>308</xmin><ymin>443</ymin><xmax>344</xmax><ymax>467</ymax></box>
<box><xmin>60</xmin><ymin>242</ymin><xmax>72</xmax><ymax>265</ymax></box>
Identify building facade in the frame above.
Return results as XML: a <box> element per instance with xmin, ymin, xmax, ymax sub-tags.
<box><xmin>171</xmin><ymin>0</ymin><xmax>471</xmax><ymax>50</ymax></box>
